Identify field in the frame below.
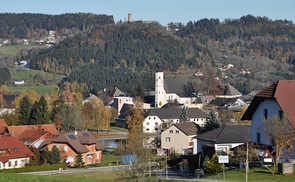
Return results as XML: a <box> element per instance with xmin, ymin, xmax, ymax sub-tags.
<box><xmin>0</xmin><ymin>44</ymin><xmax>46</xmax><ymax>58</ymax></box>
<box><xmin>7</xmin><ymin>85</ymin><xmax>59</xmax><ymax>94</ymax></box>
<box><xmin>7</xmin><ymin>68</ymin><xmax>64</xmax><ymax>94</ymax></box>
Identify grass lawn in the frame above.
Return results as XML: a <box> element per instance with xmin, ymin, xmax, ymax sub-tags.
<box><xmin>0</xmin><ymin>172</ymin><xmax>120</xmax><ymax>182</ymax></box>
<box><xmin>8</xmin><ymin>85</ymin><xmax>58</xmax><ymax>94</ymax></box>
<box><xmin>102</xmin><ymin>154</ymin><xmax>122</xmax><ymax>166</ymax></box>
<box><xmin>0</xmin><ymin>44</ymin><xmax>46</xmax><ymax>58</ymax></box>
<box><xmin>7</xmin><ymin>68</ymin><xmax>64</xmax><ymax>94</ymax></box>
<box><xmin>206</xmin><ymin>166</ymin><xmax>295</xmax><ymax>182</ymax></box>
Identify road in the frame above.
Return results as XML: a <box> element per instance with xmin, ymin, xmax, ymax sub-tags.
<box><xmin>20</xmin><ymin>166</ymin><xmax>229</xmax><ymax>182</ymax></box>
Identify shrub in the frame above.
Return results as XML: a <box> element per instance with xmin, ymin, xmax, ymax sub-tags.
<box><xmin>203</xmin><ymin>154</ymin><xmax>224</xmax><ymax>174</ymax></box>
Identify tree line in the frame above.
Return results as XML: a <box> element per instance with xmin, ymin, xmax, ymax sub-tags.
<box><xmin>0</xmin><ymin>13</ymin><xmax>114</xmax><ymax>38</ymax></box>
<box><xmin>1</xmin><ymin>87</ymin><xmax>116</xmax><ymax>132</ymax></box>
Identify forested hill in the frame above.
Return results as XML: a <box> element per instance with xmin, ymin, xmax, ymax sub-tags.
<box><xmin>0</xmin><ymin>13</ymin><xmax>114</xmax><ymax>38</ymax></box>
<box><xmin>3</xmin><ymin>14</ymin><xmax>295</xmax><ymax>95</ymax></box>
<box><xmin>25</xmin><ymin>21</ymin><xmax>212</xmax><ymax>94</ymax></box>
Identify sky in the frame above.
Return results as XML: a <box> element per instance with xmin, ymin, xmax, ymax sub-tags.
<box><xmin>1</xmin><ymin>0</ymin><xmax>295</xmax><ymax>26</ymax></box>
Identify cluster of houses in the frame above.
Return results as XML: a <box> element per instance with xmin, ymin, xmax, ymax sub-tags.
<box><xmin>1</xmin><ymin>62</ymin><xmax>295</xmax><ymax>169</ymax></box>
<box><xmin>0</xmin><ymin>119</ymin><xmax>105</xmax><ymax>170</ymax></box>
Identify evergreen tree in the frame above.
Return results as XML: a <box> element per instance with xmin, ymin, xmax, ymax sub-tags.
<box><xmin>203</xmin><ymin>110</ymin><xmax>220</xmax><ymax>132</ymax></box>
<box><xmin>31</xmin><ymin>95</ymin><xmax>50</xmax><ymax>124</ymax></box>
<box><xmin>40</xmin><ymin>148</ymin><xmax>50</xmax><ymax>164</ymax></box>
<box><xmin>51</xmin><ymin>145</ymin><xmax>61</xmax><ymax>164</ymax></box>
<box><xmin>74</xmin><ymin>152</ymin><xmax>85</xmax><ymax>168</ymax></box>
<box><xmin>19</xmin><ymin>95</ymin><xmax>32</xmax><ymax>125</ymax></box>
<box><xmin>50</xmin><ymin>98</ymin><xmax>65</xmax><ymax>121</ymax></box>
<box><xmin>179</xmin><ymin>107</ymin><xmax>188</xmax><ymax>123</ymax></box>
<box><xmin>133</xmin><ymin>82</ymin><xmax>145</xmax><ymax>98</ymax></box>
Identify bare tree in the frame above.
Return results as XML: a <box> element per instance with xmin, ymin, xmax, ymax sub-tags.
<box><xmin>263</xmin><ymin>115</ymin><xmax>295</xmax><ymax>169</ymax></box>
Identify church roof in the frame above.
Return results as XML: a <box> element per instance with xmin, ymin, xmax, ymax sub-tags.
<box><xmin>164</xmin><ymin>78</ymin><xmax>195</xmax><ymax>97</ymax></box>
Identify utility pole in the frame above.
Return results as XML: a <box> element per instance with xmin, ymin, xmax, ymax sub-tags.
<box><xmin>166</xmin><ymin>155</ymin><xmax>168</xmax><ymax>180</ymax></box>
<box><xmin>246</xmin><ymin>142</ymin><xmax>249</xmax><ymax>182</ymax></box>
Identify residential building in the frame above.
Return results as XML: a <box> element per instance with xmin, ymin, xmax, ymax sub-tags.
<box><xmin>6</xmin><ymin>124</ymin><xmax>59</xmax><ymax>148</ymax></box>
<box><xmin>0</xmin><ymin>136</ymin><xmax>34</xmax><ymax>170</ymax></box>
<box><xmin>161</xmin><ymin>122</ymin><xmax>200</xmax><ymax>154</ymax></box>
<box><xmin>116</xmin><ymin>107</ymin><xmax>208</xmax><ymax>133</ymax></box>
<box><xmin>209</xmin><ymin>97</ymin><xmax>247</xmax><ymax>112</ymax></box>
<box><xmin>39</xmin><ymin>131</ymin><xmax>105</xmax><ymax>166</ymax></box>
<box><xmin>215</xmin><ymin>83</ymin><xmax>242</xmax><ymax>98</ymax></box>
<box><xmin>241</xmin><ymin>80</ymin><xmax>295</xmax><ymax>160</ymax></box>
<box><xmin>193</xmin><ymin>125</ymin><xmax>250</xmax><ymax>155</ymax></box>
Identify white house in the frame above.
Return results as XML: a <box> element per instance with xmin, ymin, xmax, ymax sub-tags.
<box><xmin>241</xmin><ymin>80</ymin><xmax>295</xmax><ymax>161</ymax></box>
<box><xmin>116</xmin><ymin>107</ymin><xmax>208</xmax><ymax>133</ymax></box>
<box><xmin>0</xmin><ymin>136</ymin><xmax>34</xmax><ymax>169</ymax></box>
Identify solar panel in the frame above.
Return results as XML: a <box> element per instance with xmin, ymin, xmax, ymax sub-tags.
<box><xmin>82</xmin><ymin>133</ymin><xmax>90</xmax><ymax>137</ymax></box>
<box><xmin>68</xmin><ymin>134</ymin><xmax>77</xmax><ymax>140</ymax></box>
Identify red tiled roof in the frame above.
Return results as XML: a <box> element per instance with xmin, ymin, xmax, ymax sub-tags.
<box><xmin>0</xmin><ymin>136</ymin><xmax>34</xmax><ymax>162</ymax></box>
<box><xmin>0</xmin><ymin>119</ymin><xmax>8</xmax><ymax>134</ymax></box>
<box><xmin>242</xmin><ymin>80</ymin><xmax>295</xmax><ymax>121</ymax></box>
<box><xmin>7</xmin><ymin>124</ymin><xmax>59</xmax><ymax>139</ymax></box>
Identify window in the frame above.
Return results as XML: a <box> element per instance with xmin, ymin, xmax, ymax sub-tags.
<box><xmin>170</xmin><ymin>130</ymin><xmax>173</xmax><ymax>133</ymax></box>
<box><xmin>146</xmin><ymin>128</ymin><xmax>150</xmax><ymax>131</ymax></box>
<box><xmin>146</xmin><ymin>122</ymin><xmax>150</xmax><ymax>125</ymax></box>
<box><xmin>166</xmin><ymin>137</ymin><xmax>171</xmax><ymax>142</ymax></box>
<box><xmin>155</xmin><ymin>122</ymin><xmax>158</xmax><ymax>125</ymax></box>
<box><xmin>154</xmin><ymin>117</ymin><xmax>156</xmax><ymax>119</ymax></box>
<box><xmin>279</xmin><ymin>111</ymin><xmax>283</xmax><ymax>120</ymax></box>
<box><xmin>176</xmin><ymin>130</ymin><xmax>179</xmax><ymax>134</ymax></box>
<box><xmin>264</xmin><ymin>109</ymin><xmax>268</xmax><ymax>119</ymax></box>
<box><xmin>64</xmin><ymin>146</ymin><xmax>68</xmax><ymax>152</ymax></box>
<box><xmin>8</xmin><ymin>161</ymin><xmax>11</xmax><ymax>167</ymax></box>
<box><xmin>257</xmin><ymin>133</ymin><xmax>261</xmax><ymax>144</ymax></box>
<box><xmin>15</xmin><ymin>160</ymin><xmax>18</xmax><ymax>167</ymax></box>
<box><xmin>13</xmin><ymin>148</ymin><xmax>20</xmax><ymax>153</ymax></box>
<box><xmin>149</xmin><ymin>117</ymin><xmax>151</xmax><ymax>120</ymax></box>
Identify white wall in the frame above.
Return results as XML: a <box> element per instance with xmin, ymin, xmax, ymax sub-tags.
<box><xmin>143</xmin><ymin>116</ymin><xmax>162</xmax><ymax>133</ymax></box>
<box><xmin>251</xmin><ymin>100</ymin><xmax>281</xmax><ymax>145</ymax></box>
<box><xmin>0</xmin><ymin>157</ymin><xmax>29</xmax><ymax>170</ymax></box>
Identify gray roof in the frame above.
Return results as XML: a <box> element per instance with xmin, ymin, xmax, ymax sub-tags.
<box><xmin>164</xmin><ymin>78</ymin><xmax>195</xmax><ymax>97</ymax></box>
<box><xmin>145</xmin><ymin>107</ymin><xmax>208</xmax><ymax>120</ymax></box>
<box><xmin>218</xmin><ymin>83</ymin><xmax>242</xmax><ymax>97</ymax></box>
<box><xmin>209</xmin><ymin>97</ymin><xmax>238</xmax><ymax>108</ymax></box>
<box><xmin>195</xmin><ymin>125</ymin><xmax>250</xmax><ymax>144</ymax></box>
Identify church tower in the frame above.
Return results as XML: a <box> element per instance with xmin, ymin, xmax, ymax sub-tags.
<box><xmin>155</xmin><ymin>62</ymin><xmax>166</xmax><ymax>107</ymax></box>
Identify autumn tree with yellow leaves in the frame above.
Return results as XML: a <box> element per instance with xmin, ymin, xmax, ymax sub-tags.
<box><xmin>126</xmin><ymin>97</ymin><xmax>146</xmax><ymax>155</ymax></box>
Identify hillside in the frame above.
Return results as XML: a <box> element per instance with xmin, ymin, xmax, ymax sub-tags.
<box><xmin>1</xmin><ymin>14</ymin><xmax>295</xmax><ymax>95</ymax></box>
